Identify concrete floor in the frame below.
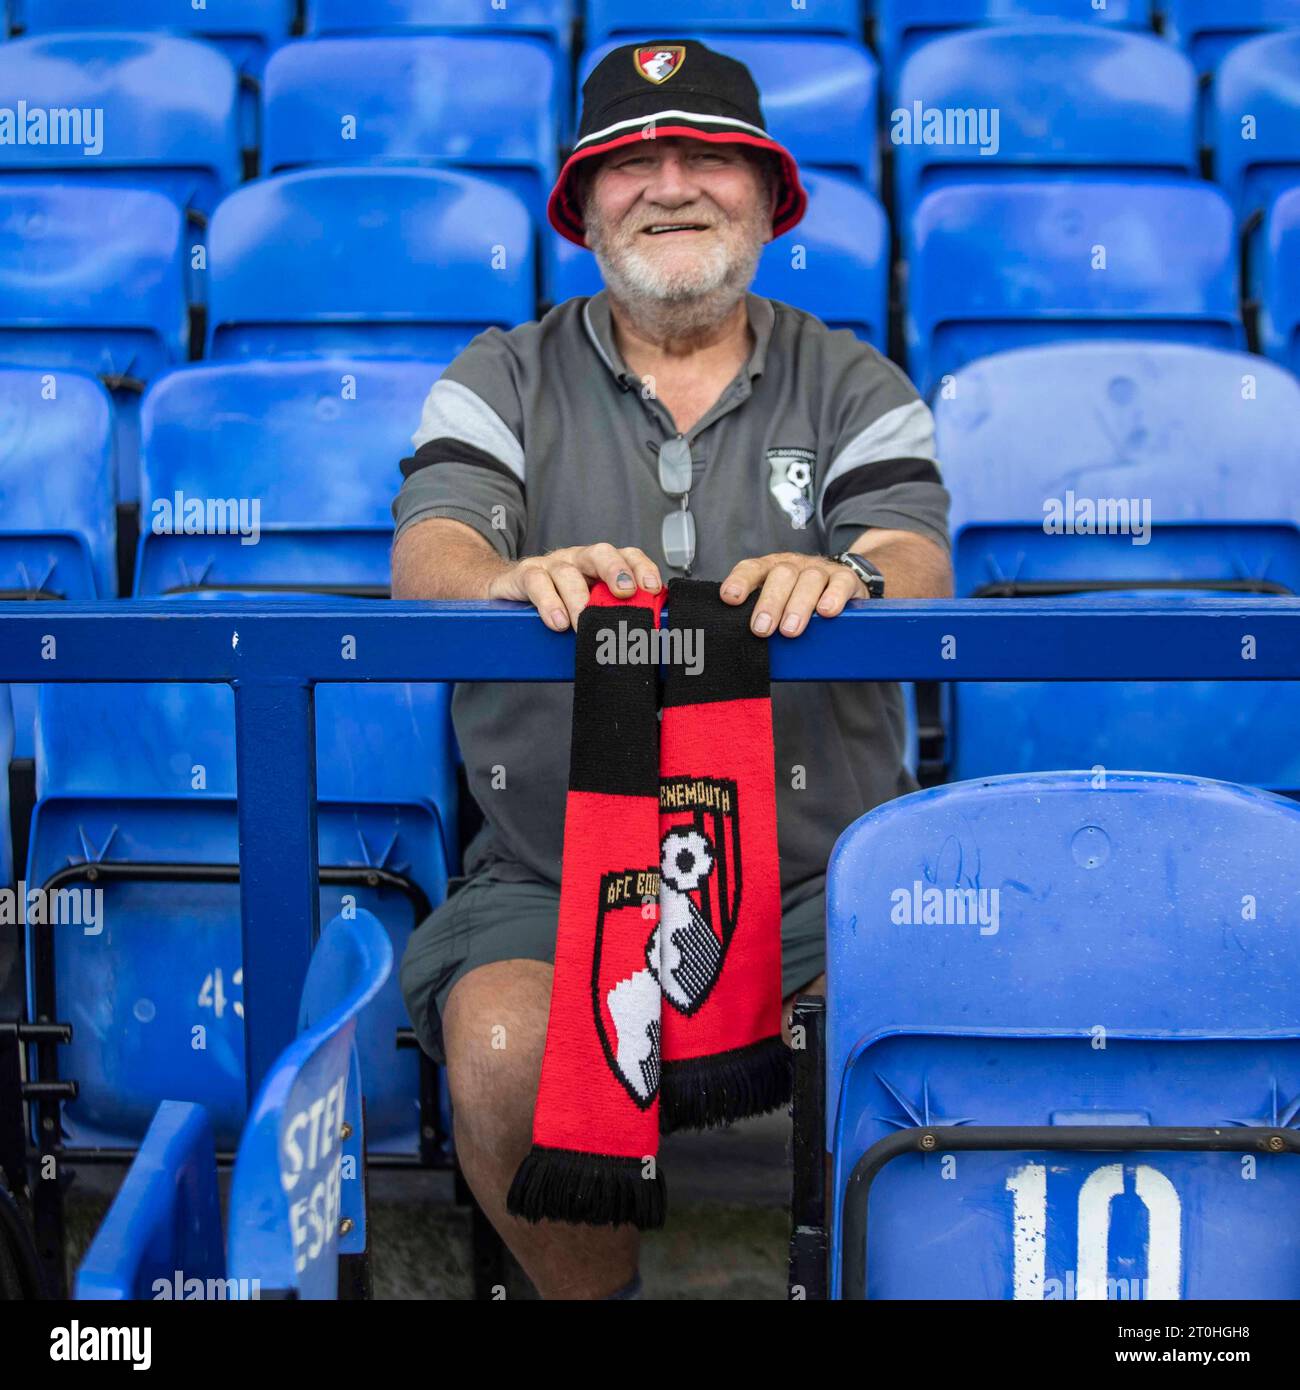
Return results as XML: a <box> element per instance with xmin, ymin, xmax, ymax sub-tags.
<box><xmin>61</xmin><ymin>1108</ymin><xmax>795</xmax><ymax>1300</ymax></box>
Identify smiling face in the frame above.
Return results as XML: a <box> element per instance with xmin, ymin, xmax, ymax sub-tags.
<box><xmin>583</xmin><ymin>137</ymin><xmax>775</xmax><ymax>308</ymax></box>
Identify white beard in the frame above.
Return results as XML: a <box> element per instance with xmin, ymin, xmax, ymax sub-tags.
<box><xmin>586</xmin><ymin>196</ymin><xmax>768</xmax><ymax>337</ymax></box>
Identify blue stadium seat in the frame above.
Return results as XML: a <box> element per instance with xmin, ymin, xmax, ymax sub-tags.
<box><xmin>0</xmin><ymin>34</ymin><xmax>240</xmax><ymax>216</ymax></box>
<box><xmin>136</xmin><ymin>358</ymin><xmax>440</xmax><ymax>600</ymax></box>
<box><xmin>936</xmin><ymin>341</ymin><xmax>1300</xmax><ymax>788</ymax></box>
<box><xmin>906</xmin><ymin>177</ymin><xmax>1241</xmax><ymax>395</ymax></box>
<box><xmin>1164</xmin><ymin>0</ymin><xmax>1300</xmax><ymax>77</ymax></box>
<box><xmin>0</xmin><ymin>366</ymin><xmax>115</xmax><ymax>601</ymax></box>
<box><xmin>875</xmin><ymin>0</ymin><xmax>1150</xmax><ymax>78</ymax></box>
<box><xmin>263</xmin><ymin>36</ymin><xmax>559</xmax><ymax>222</ymax></box>
<box><xmin>550</xmin><ymin>171</ymin><xmax>888</xmax><ymax>349</ymax></box>
<box><xmin>28</xmin><ymin>681</ymin><xmax>453</xmax><ymax>1156</ymax></box>
<box><xmin>893</xmin><ymin>26</ymin><xmax>1197</xmax><ymax>234</ymax></box>
<box><xmin>577</xmin><ymin>36</ymin><xmax>880</xmax><ymax>190</ymax></box>
<box><xmin>586</xmin><ymin>0</ymin><xmax>862</xmax><ymax>43</ymax></box>
<box><xmin>0</xmin><ymin>183</ymin><xmax>187</xmax><ymax>502</ymax></box>
<box><xmin>1213</xmin><ymin>32</ymin><xmax>1300</xmax><ymax>221</ymax></box>
<box><xmin>74</xmin><ymin>1101</ymin><xmax>225</xmax><ymax>1299</ymax></box>
<box><xmin>1259</xmin><ymin>186</ymin><xmax>1300</xmax><ymax>373</ymax></box>
<box><xmin>206</xmin><ymin>168</ymin><xmax>535</xmax><ymax>360</ymax></box>
<box><xmin>304</xmin><ymin>0</ymin><xmax>574</xmax><ymax>46</ymax></box>
<box><xmin>75</xmin><ymin>909</ymin><xmax>390</xmax><ymax>1300</ymax></box>
<box><xmin>19</xmin><ymin>0</ymin><xmax>293</xmax><ymax>78</ymax></box>
<box><xmin>0</xmin><ymin>366</ymin><xmax>116</xmax><ymax>758</ymax></box>
<box><xmin>827</xmin><ymin>771</ymin><xmax>1300</xmax><ymax>1299</ymax></box>
<box><xmin>0</xmin><ymin>686</ymin><xmax>12</xmax><ymax>889</ymax></box>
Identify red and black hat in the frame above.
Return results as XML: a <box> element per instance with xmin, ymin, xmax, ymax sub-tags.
<box><xmin>548</xmin><ymin>39</ymin><xmax>808</xmax><ymax>248</ymax></box>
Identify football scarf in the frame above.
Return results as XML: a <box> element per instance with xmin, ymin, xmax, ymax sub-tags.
<box><xmin>507</xmin><ymin>578</ymin><xmax>789</xmax><ymax>1230</ymax></box>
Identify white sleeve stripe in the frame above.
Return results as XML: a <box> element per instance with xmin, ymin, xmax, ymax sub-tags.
<box><xmin>410</xmin><ymin>378</ymin><xmax>525</xmax><ymax>484</ymax></box>
<box><xmin>817</xmin><ymin>400</ymin><xmax>939</xmax><ymax>522</ymax></box>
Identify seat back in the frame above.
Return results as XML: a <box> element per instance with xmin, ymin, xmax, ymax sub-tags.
<box><xmin>577</xmin><ymin>35</ymin><xmax>880</xmax><ymax>189</ymax></box>
<box><xmin>74</xmin><ymin>1100</ymin><xmax>225</xmax><ymax>1300</ymax></box>
<box><xmin>227</xmin><ymin>910</ymin><xmax>392</xmax><ymax>1298</ymax></box>
<box><xmin>827</xmin><ymin>771</ymin><xmax>1300</xmax><ymax>1298</ymax></box>
<box><xmin>74</xmin><ymin>910</ymin><xmax>392</xmax><ymax>1300</ymax></box>
<box><xmin>935</xmin><ymin>341</ymin><xmax>1300</xmax><ymax>787</ymax></box>
<box><xmin>1164</xmin><ymin>0</ymin><xmax>1300</xmax><ymax>75</ymax></box>
<box><xmin>0</xmin><ymin>366</ymin><xmax>116</xmax><ymax>599</ymax></box>
<box><xmin>206</xmin><ymin>168</ymin><xmax>534</xmax><ymax>360</ymax></box>
<box><xmin>907</xmin><ymin>176</ymin><xmax>1241</xmax><ymax>394</ymax></box>
<box><xmin>30</xmin><ymin>681</ymin><xmax>451</xmax><ymax>1153</ymax></box>
<box><xmin>1213</xmin><ymin>31</ymin><xmax>1300</xmax><ymax>219</ymax></box>
<box><xmin>894</xmin><ymin>26</ymin><xmax>1197</xmax><ymax>229</ymax></box>
<box><xmin>875</xmin><ymin>0</ymin><xmax>1149</xmax><ymax>73</ymax></box>
<box><xmin>0</xmin><ymin>34</ymin><xmax>241</xmax><ymax>217</ymax></box>
<box><xmin>1261</xmin><ymin>186</ymin><xmax>1300</xmax><ymax>374</ymax></box>
<box><xmin>136</xmin><ymin>358</ymin><xmax>440</xmax><ymax>597</ymax></box>
<box><xmin>585</xmin><ymin>0</ymin><xmax>861</xmax><ymax>42</ymax></box>
<box><xmin>549</xmin><ymin>172</ymin><xmax>888</xmax><ymax>348</ymax></box>
<box><xmin>0</xmin><ymin>182</ymin><xmax>188</xmax><ymax>500</ymax></box>
<box><xmin>304</xmin><ymin>0</ymin><xmax>574</xmax><ymax>44</ymax></box>
<box><xmin>0</xmin><ymin>181</ymin><xmax>188</xmax><ymax>378</ymax></box>
<box><xmin>20</xmin><ymin>0</ymin><xmax>293</xmax><ymax>70</ymax></box>
<box><xmin>263</xmin><ymin>35</ymin><xmax>560</xmax><ymax>222</ymax></box>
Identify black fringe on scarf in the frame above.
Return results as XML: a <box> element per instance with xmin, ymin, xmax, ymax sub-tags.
<box><xmin>506</xmin><ymin>1144</ymin><xmax>667</xmax><ymax>1230</ymax></box>
<box><xmin>659</xmin><ymin>1034</ymin><xmax>793</xmax><ymax>1133</ymax></box>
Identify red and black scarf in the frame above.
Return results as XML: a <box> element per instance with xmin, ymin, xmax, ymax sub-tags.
<box><xmin>507</xmin><ymin>578</ymin><xmax>790</xmax><ymax>1229</ymax></box>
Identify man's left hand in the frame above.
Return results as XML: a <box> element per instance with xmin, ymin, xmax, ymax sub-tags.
<box><xmin>719</xmin><ymin>552</ymin><xmax>866</xmax><ymax>638</ymax></box>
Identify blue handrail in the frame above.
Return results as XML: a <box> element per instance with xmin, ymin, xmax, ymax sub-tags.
<box><xmin>6</xmin><ymin>594</ymin><xmax>1297</xmax><ymax>1095</ymax></box>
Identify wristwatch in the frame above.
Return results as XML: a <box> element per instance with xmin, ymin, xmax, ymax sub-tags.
<box><xmin>832</xmin><ymin>551</ymin><xmax>885</xmax><ymax>598</ymax></box>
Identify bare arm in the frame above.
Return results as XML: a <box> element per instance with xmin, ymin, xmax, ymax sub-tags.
<box><xmin>391</xmin><ymin>517</ymin><xmax>664</xmax><ymax>632</ymax></box>
<box><xmin>391</xmin><ymin>517</ymin><xmax>510</xmax><ymax>602</ymax></box>
<box><xmin>850</xmin><ymin>527</ymin><xmax>953</xmax><ymax>601</ymax></box>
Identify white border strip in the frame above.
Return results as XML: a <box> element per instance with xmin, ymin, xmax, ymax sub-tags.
<box><xmin>575</xmin><ymin>108</ymin><xmax>771</xmax><ymax>149</ymax></box>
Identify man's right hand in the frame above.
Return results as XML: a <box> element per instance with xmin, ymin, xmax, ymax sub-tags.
<box><xmin>487</xmin><ymin>543</ymin><xmax>663</xmax><ymax>631</ymax></box>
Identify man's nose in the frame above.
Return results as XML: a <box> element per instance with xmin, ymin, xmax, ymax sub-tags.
<box><xmin>642</xmin><ymin>150</ymin><xmax>700</xmax><ymax>206</ymax></box>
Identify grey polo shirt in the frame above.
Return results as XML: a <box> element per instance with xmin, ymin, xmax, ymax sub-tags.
<box><xmin>392</xmin><ymin>290</ymin><xmax>950</xmax><ymax>893</ymax></box>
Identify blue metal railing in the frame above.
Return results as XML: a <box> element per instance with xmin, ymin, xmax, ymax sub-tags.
<box><xmin>4</xmin><ymin>594</ymin><xmax>1298</xmax><ymax>1095</ymax></box>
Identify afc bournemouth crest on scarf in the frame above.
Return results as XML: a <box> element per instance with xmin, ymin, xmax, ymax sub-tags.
<box><xmin>594</xmin><ymin>776</ymin><xmax>742</xmax><ymax>1108</ymax></box>
<box><xmin>635</xmin><ymin>45</ymin><xmax>686</xmax><ymax>84</ymax></box>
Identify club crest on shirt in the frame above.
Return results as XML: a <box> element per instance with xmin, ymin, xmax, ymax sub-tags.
<box><xmin>635</xmin><ymin>45</ymin><xmax>686</xmax><ymax>84</ymax></box>
<box><xmin>767</xmin><ymin>446</ymin><xmax>817</xmax><ymax>529</ymax></box>
<box><xmin>592</xmin><ymin>776</ymin><xmax>743</xmax><ymax>1106</ymax></box>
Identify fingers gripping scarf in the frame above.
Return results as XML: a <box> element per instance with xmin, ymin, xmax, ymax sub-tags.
<box><xmin>507</xmin><ymin>579</ymin><xmax>790</xmax><ymax>1229</ymax></box>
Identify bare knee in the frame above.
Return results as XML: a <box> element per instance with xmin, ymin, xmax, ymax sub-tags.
<box><xmin>442</xmin><ymin>959</ymin><xmax>552</xmax><ymax>1153</ymax></box>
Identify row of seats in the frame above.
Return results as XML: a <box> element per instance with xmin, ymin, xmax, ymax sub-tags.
<box><xmin>5</xmin><ymin>25</ymin><xmax>1300</xmax><ymax>202</ymax></box>
<box><xmin>72</xmin><ymin>767</ymin><xmax>1300</xmax><ymax>1299</ymax></box>
<box><xmin>5</xmin><ymin>165</ymin><xmax>1298</xmax><ymax>470</ymax></box>
<box><xmin>6</xmin><ymin>0</ymin><xmax>1300</xmax><ymax>63</ymax></box>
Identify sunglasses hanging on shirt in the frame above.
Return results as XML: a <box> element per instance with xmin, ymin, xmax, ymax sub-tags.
<box><xmin>657</xmin><ymin>435</ymin><xmax>696</xmax><ymax>575</ymax></box>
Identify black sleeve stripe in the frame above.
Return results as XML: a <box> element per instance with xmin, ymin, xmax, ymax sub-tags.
<box><xmin>399</xmin><ymin>436</ymin><xmax>526</xmax><ymax>493</ymax></box>
<box><xmin>822</xmin><ymin>457</ymin><xmax>942</xmax><ymax>517</ymax></box>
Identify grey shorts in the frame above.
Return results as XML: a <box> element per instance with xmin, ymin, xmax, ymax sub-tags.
<box><xmin>400</xmin><ymin>868</ymin><xmax>827</xmax><ymax>1065</ymax></box>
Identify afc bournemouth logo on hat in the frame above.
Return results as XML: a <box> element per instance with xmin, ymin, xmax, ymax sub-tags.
<box><xmin>635</xmin><ymin>45</ymin><xmax>686</xmax><ymax>84</ymax></box>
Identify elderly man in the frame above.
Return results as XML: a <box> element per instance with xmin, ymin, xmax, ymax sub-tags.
<box><xmin>392</xmin><ymin>40</ymin><xmax>951</xmax><ymax>1299</ymax></box>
